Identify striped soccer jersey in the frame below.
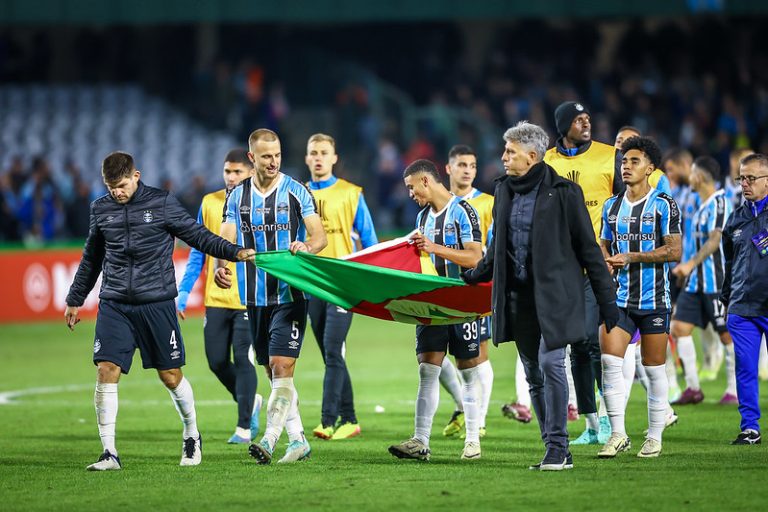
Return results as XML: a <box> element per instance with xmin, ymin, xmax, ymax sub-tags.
<box><xmin>671</xmin><ymin>183</ymin><xmax>700</xmax><ymax>262</ymax></box>
<box><xmin>601</xmin><ymin>188</ymin><xmax>681</xmax><ymax>310</ymax></box>
<box><xmin>416</xmin><ymin>195</ymin><xmax>482</xmax><ymax>279</ymax></box>
<box><xmin>224</xmin><ymin>173</ymin><xmax>318</xmax><ymax>306</ymax></box>
<box><xmin>460</xmin><ymin>187</ymin><xmax>494</xmax><ymax>248</ymax></box>
<box><xmin>685</xmin><ymin>190</ymin><xmax>732</xmax><ymax>294</ymax></box>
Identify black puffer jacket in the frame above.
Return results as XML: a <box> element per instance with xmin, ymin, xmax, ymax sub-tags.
<box><xmin>66</xmin><ymin>182</ymin><xmax>242</xmax><ymax>306</ymax></box>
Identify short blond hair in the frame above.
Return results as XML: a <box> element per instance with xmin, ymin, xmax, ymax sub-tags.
<box><xmin>307</xmin><ymin>133</ymin><xmax>336</xmax><ymax>148</ymax></box>
<box><xmin>248</xmin><ymin>128</ymin><xmax>279</xmax><ymax>150</ymax></box>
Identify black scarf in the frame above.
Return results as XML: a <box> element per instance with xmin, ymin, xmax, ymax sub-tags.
<box><xmin>506</xmin><ymin>161</ymin><xmax>546</xmax><ymax>194</ymax></box>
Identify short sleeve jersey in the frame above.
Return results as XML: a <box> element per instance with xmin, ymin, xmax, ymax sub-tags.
<box><xmin>685</xmin><ymin>190</ymin><xmax>732</xmax><ymax>294</ymax></box>
<box><xmin>224</xmin><ymin>173</ymin><xmax>318</xmax><ymax>306</ymax></box>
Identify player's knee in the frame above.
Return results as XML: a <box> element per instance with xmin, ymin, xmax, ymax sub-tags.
<box><xmin>158</xmin><ymin>369</ymin><xmax>183</xmax><ymax>389</ymax></box>
<box><xmin>269</xmin><ymin>358</ymin><xmax>296</xmax><ymax>379</ymax></box>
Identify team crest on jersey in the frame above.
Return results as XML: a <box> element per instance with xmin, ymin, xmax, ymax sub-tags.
<box><xmin>444</xmin><ymin>224</ymin><xmax>456</xmax><ymax>236</ymax></box>
<box><xmin>142</xmin><ymin>210</ymin><xmax>153</xmax><ymax>223</ymax></box>
<box><xmin>277</xmin><ymin>202</ymin><xmax>290</xmax><ymax>214</ymax></box>
<box><xmin>642</xmin><ymin>213</ymin><xmax>654</xmax><ymax>226</ymax></box>
<box><xmin>566</xmin><ymin>170</ymin><xmax>580</xmax><ymax>184</ymax></box>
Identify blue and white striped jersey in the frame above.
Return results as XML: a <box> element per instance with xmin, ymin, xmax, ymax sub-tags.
<box><xmin>224</xmin><ymin>173</ymin><xmax>318</xmax><ymax>306</ymax></box>
<box><xmin>671</xmin><ymin>183</ymin><xmax>700</xmax><ymax>262</ymax></box>
<box><xmin>416</xmin><ymin>195</ymin><xmax>482</xmax><ymax>279</ymax></box>
<box><xmin>601</xmin><ymin>188</ymin><xmax>681</xmax><ymax>310</ymax></box>
<box><xmin>685</xmin><ymin>190</ymin><xmax>731</xmax><ymax>294</ymax></box>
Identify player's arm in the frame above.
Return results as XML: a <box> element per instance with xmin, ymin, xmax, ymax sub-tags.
<box><xmin>65</xmin><ymin>205</ymin><xmax>106</xmax><ymax>330</ymax></box>
<box><xmin>290</xmin><ymin>213</ymin><xmax>327</xmax><ymax>255</ymax></box>
<box><xmin>719</xmin><ymin>226</ymin><xmax>734</xmax><ymax>307</ymax></box>
<box><xmin>177</xmin><ymin>205</ymin><xmax>207</xmax><ymax>319</ymax></box>
<box><xmin>353</xmin><ymin>193</ymin><xmax>379</xmax><ymax>249</ymax></box>
<box><xmin>411</xmin><ymin>234</ymin><xmax>483</xmax><ymax>269</ymax></box>
<box><xmin>672</xmin><ymin>230</ymin><xmax>722</xmax><ymax>278</ymax></box>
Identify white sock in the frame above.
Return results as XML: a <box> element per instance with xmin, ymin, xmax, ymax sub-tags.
<box><xmin>702</xmin><ymin>324</ymin><xmax>722</xmax><ymax>369</ymax></box>
<box><xmin>414</xmin><ymin>363</ymin><xmax>441</xmax><ymax>446</ymax></box>
<box><xmin>676</xmin><ymin>335</ymin><xmax>700</xmax><ymax>390</ymax></box>
<box><xmin>586</xmin><ymin>413</ymin><xmax>599</xmax><ymax>432</ymax></box>
<box><xmin>262</xmin><ymin>377</ymin><xmax>295</xmax><ymax>450</ymax></box>
<box><xmin>665</xmin><ymin>343</ymin><xmax>680</xmax><ymax>392</ymax></box>
<box><xmin>598</xmin><ymin>391</ymin><xmax>607</xmax><ymax>417</ymax></box>
<box><xmin>645</xmin><ymin>364</ymin><xmax>669</xmax><ymax>442</ymax></box>
<box><xmin>635</xmin><ymin>346</ymin><xmax>650</xmax><ymax>391</ymax></box>
<box><xmin>95</xmin><ymin>383</ymin><xmax>118</xmax><ymax>455</ymax></box>
<box><xmin>515</xmin><ymin>353</ymin><xmax>532</xmax><ymax>407</ymax></box>
<box><xmin>601</xmin><ymin>354</ymin><xmax>626</xmax><ymax>435</ymax></box>
<box><xmin>439</xmin><ymin>358</ymin><xmax>464</xmax><ymax>411</ymax></box>
<box><xmin>284</xmin><ymin>388</ymin><xmax>305</xmax><ymax>443</ymax></box>
<box><xmin>475</xmin><ymin>360</ymin><xmax>494</xmax><ymax>427</ymax></box>
<box><xmin>565</xmin><ymin>346</ymin><xmax>578</xmax><ymax>407</ymax></box>
<box><xmin>724</xmin><ymin>343</ymin><xmax>737</xmax><ymax>396</ymax></box>
<box><xmin>168</xmin><ymin>377</ymin><xmax>199</xmax><ymax>439</ymax></box>
<box><xmin>623</xmin><ymin>343</ymin><xmax>637</xmax><ymax>407</ymax></box>
<box><xmin>460</xmin><ymin>366</ymin><xmax>481</xmax><ymax>444</ymax></box>
<box><xmin>759</xmin><ymin>336</ymin><xmax>768</xmax><ymax>374</ymax></box>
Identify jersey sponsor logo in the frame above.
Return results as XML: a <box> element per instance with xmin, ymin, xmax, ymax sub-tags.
<box><xmin>276</xmin><ymin>202</ymin><xmax>290</xmax><ymax>214</ymax></box>
<box><xmin>93</xmin><ymin>339</ymin><xmax>101</xmax><ymax>353</ymax></box>
<box><xmin>142</xmin><ymin>210</ymin><xmax>153</xmax><ymax>223</ymax></box>
<box><xmin>567</xmin><ymin>170</ymin><xmax>580</xmax><ymax>184</ymax></box>
<box><xmin>642</xmin><ymin>213</ymin><xmax>654</xmax><ymax>226</ymax></box>
<box><xmin>615</xmin><ymin>232</ymin><xmax>656</xmax><ymax>242</ymax></box>
<box><xmin>240</xmin><ymin>223</ymin><xmax>290</xmax><ymax>233</ymax></box>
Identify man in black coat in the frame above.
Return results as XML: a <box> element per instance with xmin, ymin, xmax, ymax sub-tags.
<box><xmin>463</xmin><ymin>121</ymin><xmax>618</xmax><ymax>470</ymax></box>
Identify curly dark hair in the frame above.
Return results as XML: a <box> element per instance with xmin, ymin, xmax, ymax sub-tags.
<box><xmin>620</xmin><ymin>136</ymin><xmax>662</xmax><ymax>170</ymax></box>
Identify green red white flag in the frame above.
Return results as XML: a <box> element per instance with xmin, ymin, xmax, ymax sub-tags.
<box><xmin>252</xmin><ymin>231</ymin><xmax>492</xmax><ymax>325</ymax></box>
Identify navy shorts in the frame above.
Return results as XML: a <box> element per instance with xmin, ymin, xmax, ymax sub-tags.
<box><xmin>416</xmin><ymin>320</ymin><xmax>483</xmax><ymax>360</ymax></box>
<box><xmin>616</xmin><ymin>307</ymin><xmax>671</xmax><ymax>336</ymax></box>
<box><xmin>477</xmin><ymin>316</ymin><xmax>491</xmax><ymax>343</ymax></box>
<box><xmin>673</xmin><ymin>291</ymin><xmax>728</xmax><ymax>333</ymax></box>
<box><xmin>247</xmin><ymin>300</ymin><xmax>308</xmax><ymax>366</ymax></box>
<box><xmin>93</xmin><ymin>299</ymin><xmax>184</xmax><ymax>374</ymax></box>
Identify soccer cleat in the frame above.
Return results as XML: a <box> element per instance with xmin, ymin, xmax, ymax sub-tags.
<box><xmin>597</xmin><ymin>416</ymin><xmax>612</xmax><ymax>444</ymax></box>
<box><xmin>731</xmin><ymin>429</ymin><xmax>761</xmax><ymax>445</ymax></box>
<box><xmin>598</xmin><ymin>433</ymin><xmax>631</xmax><ymax>458</ymax></box>
<box><xmin>567</xmin><ymin>404</ymin><xmax>580</xmax><ymax>422</ymax></box>
<box><xmin>248</xmin><ymin>438</ymin><xmax>273</xmax><ymax>465</ymax></box>
<box><xmin>331</xmin><ymin>422</ymin><xmax>361</xmax><ymax>440</ymax></box>
<box><xmin>313</xmin><ymin>424</ymin><xmax>335</xmax><ymax>440</ymax></box>
<box><xmin>461</xmin><ymin>441</ymin><xmax>481</xmax><ymax>460</ymax></box>
<box><xmin>540</xmin><ymin>448</ymin><xmax>573</xmax><ymax>471</ymax></box>
<box><xmin>227</xmin><ymin>433</ymin><xmax>250</xmax><ymax>444</ymax></box>
<box><xmin>277</xmin><ymin>439</ymin><xmax>311</xmax><ymax>463</ymax></box>
<box><xmin>180</xmin><ymin>435</ymin><xmax>202</xmax><ymax>466</ymax></box>
<box><xmin>665</xmin><ymin>409</ymin><xmax>679</xmax><ymax>429</ymax></box>
<box><xmin>571</xmin><ymin>428</ymin><xmax>599</xmax><ymax>445</ymax></box>
<box><xmin>86</xmin><ymin>450</ymin><xmax>122</xmax><ymax>471</ymax></box>
<box><xmin>637</xmin><ymin>438</ymin><xmax>662</xmax><ymax>458</ymax></box>
<box><xmin>460</xmin><ymin>426</ymin><xmax>487</xmax><ymax>440</ymax></box>
<box><xmin>672</xmin><ymin>387</ymin><xmax>704</xmax><ymax>405</ymax></box>
<box><xmin>501</xmin><ymin>402</ymin><xmax>532</xmax><ymax>423</ymax></box>
<box><xmin>388</xmin><ymin>438</ymin><xmax>431</xmax><ymax>461</ymax></box>
<box><xmin>718</xmin><ymin>393</ymin><xmax>738</xmax><ymax>405</ymax></box>
<box><xmin>250</xmin><ymin>393</ymin><xmax>263</xmax><ymax>437</ymax></box>
<box><xmin>442</xmin><ymin>410</ymin><xmax>465</xmax><ymax>436</ymax></box>
<box><xmin>699</xmin><ymin>368</ymin><xmax>718</xmax><ymax>382</ymax></box>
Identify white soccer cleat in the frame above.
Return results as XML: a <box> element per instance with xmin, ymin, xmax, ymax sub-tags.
<box><xmin>86</xmin><ymin>450</ymin><xmax>122</xmax><ymax>471</ymax></box>
<box><xmin>180</xmin><ymin>435</ymin><xmax>202</xmax><ymax>466</ymax></box>
<box><xmin>277</xmin><ymin>439</ymin><xmax>311</xmax><ymax>463</ymax></box>
<box><xmin>637</xmin><ymin>438</ymin><xmax>662</xmax><ymax>458</ymax></box>
<box><xmin>598</xmin><ymin>433</ymin><xmax>631</xmax><ymax>458</ymax></box>
<box><xmin>461</xmin><ymin>441</ymin><xmax>481</xmax><ymax>460</ymax></box>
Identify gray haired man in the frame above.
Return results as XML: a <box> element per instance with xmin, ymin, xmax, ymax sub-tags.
<box><xmin>463</xmin><ymin>121</ymin><xmax>618</xmax><ymax>470</ymax></box>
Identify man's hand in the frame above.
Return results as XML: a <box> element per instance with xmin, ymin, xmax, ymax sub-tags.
<box><xmin>600</xmin><ymin>302</ymin><xmax>620</xmax><ymax>334</ymax></box>
<box><xmin>605</xmin><ymin>253</ymin><xmax>632</xmax><ymax>269</ymax></box>
<box><xmin>289</xmin><ymin>240</ymin><xmax>310</xmax><ymax>254</ymax></box>
<box><xmin>409</xmin><ymin>232</ymin><xmax>436</xmax><ymax>254</ymax></box>
<box><xmin>672</xmin><ymin>260</ymin><xmax>695</xmax><ymax>279</ymax></box>
<box><xmin>176</xmin><ymin>291</ymin><xmax>189</xmax><ymax>320</ymax></box>
<box><xmin>65</xmin><ymin>306</ymin><xmax>80</xmax><ymax>331</ymax></box>
<box><xmin>236</xmin><ymin>249</ymin><xmax>256</xmax><ymax>261</ymax></box>
<box><xmin>214</xmin><ymin>267</ymin><xmax>233</xmax><ymax>289</ymax></box>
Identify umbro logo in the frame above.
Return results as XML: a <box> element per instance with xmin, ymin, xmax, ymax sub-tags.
<box><xmin>733</xmin><ymin>229</ymin><xmax>742</xmax><ymax>238</ymax></box>
<box><xmin>288</xmin><ymin>340</ymin><xmax>300</xmax><ymax>349</ymax></box>
<box><xmin>170</xmin><ymin>350</ymin><xmax>181</xmax><ymax>359</ymax></box>
<box><xmin>652</xmin><ymin>317</ymin><xmax>664</xmax><ymax>327</ymax></box>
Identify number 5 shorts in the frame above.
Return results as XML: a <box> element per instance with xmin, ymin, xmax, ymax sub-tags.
<box><xmin>246</xmin><ymin>300</ymin><xmax>308</xmax><ymax>366</ymax></box>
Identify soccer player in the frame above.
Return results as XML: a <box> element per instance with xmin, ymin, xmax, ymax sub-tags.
<box><xmin>722</xmin><ymin>153</ymin><xmax>768</xmax><ymax>445</ymax></box>
<box><xmin>65</xmin><ymin>151</ymin><xmax>254</xmax><ymax>471</ymax></box>
<box><xmin>544</xmin><ymin>101</ymin><xmax>624</xmax><ymax>445</ymax></box>
<box><xmin>177</xmin><ymin>148</ymin><xmax>261</xmax><ymax>444</ymax></box>
<box><xmin>216</xmin><ymin>128</ymin><xmax>327</xmax><ymax>464</ymax></box>
<box><xmin>615</xmin><ymin>126</ymin><xmax>672</xmax><ymax>195</ymax></box>
<box><xmin>388</xmin><ymin>159</ymin><xmax>484</xmax><ymax>461</ymax></box>
<box><xmin>304</xmin><ymin>133</ymin><xmax>378</xmax><ymax>441</ymax></box>
<box><xmin>439</xmin><ymin>144</ymin><xmax>496</xmax><ymax>437</ymax></box>
<box><xmin>670</xmin><ymin>156</ymin><xmax>737</xmax><ymax>405</ymax></box>
<box><xmin>598</xmin><ymin>136</ymin><xmax>682</xmax><ymax>459</ymax></box>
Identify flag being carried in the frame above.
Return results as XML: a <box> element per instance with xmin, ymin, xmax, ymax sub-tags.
<box><xmin>252</xmin><ymin>231</ymin><xmax>492</xmax><ymax>325</ymax></box>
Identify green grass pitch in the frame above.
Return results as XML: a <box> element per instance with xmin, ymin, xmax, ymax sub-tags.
<box><xmin>0</xmin><ymin>316</ymin><xmax>766</xmax><ymax>511</ymax></box>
